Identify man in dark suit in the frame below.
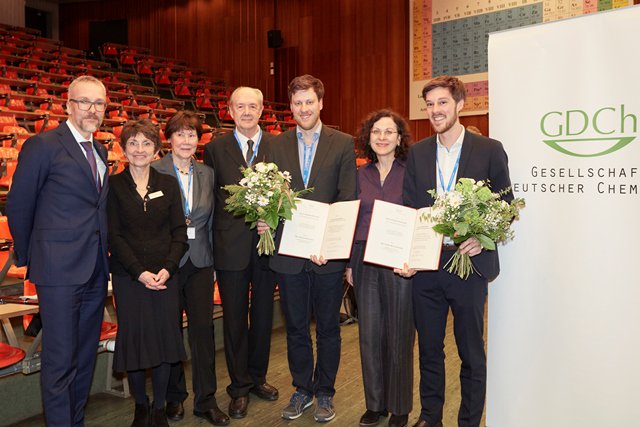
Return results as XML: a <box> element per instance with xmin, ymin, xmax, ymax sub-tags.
<box><xmin>260</xmin><ymin>74</ymin><xmax>356</xmax><ymax>423</ymax></box>
<box><xmin>203</xmin><ymin>87</ymin><xmax>278</xmax><ymax>421</ymax></box>
<box><xmin>6</xmin><ymin>75</ymin><xmax>110</xmax><ymax>426</ymax></box>
<box><xmin>401</xmin><ymin>75</ymin><xmax>513</xmax><ymax>427</ymax></box>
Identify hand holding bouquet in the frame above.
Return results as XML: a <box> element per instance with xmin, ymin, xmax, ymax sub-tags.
<box><xmin>425</xmin><ymin>178</ymin><xmax>525</xmax><ymax>279</ymax></box>
<box><xmin>224</xmin><ymin>162</ymin><xmax>311</xmax><ymax>255</ymax></box>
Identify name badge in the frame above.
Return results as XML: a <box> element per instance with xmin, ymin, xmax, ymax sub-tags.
<box><xmin>148</xmin><ymin>191</ymin><xmax>164</xmax><ymax>199</ymax></box>
<box><xmin>187</xmin><ymin>226</ymin><xmax>196</xmax><ymax>240</ymax></box>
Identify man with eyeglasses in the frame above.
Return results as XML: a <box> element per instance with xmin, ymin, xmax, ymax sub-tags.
<box><xmin>203</xmin><ymin>87</ymin><xmax>279</xmax><ymax>422</ymax></box>
<box><xmin>7</xmin><ymin>75</ymin><xmax>110</xmax><ymax>426</ymax></box>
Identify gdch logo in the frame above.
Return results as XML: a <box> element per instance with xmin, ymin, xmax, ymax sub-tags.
<box><xmin>540</xmin><ymin>105</ymin><xmax>637</xmax><ymax>157</ymax></box>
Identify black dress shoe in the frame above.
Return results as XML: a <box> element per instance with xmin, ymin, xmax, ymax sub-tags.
<box><xmin>411</xmin><ymin>419</ymin><xmax>443</xmax><ymax>427</ymax></box>
<box><xmin>130</xmin><ymin>400</ymin><xmax>149</xmax><ymax>427</ymax></box>
<box><xmin>150</xmin><ymin>408</ymin><xmax>170</xmax><ymax>427</ymax></box>
<box><xmin>250</xmin><ymin>382</ymin><xmax>279</xmax><ymax>401</ymax></box>
<box><xmin>165</xmin><ymin>401</ymin><xmax>184</xmax><ymax>421</ymax></box>
<box><xmin>388</xmin><ymin>414</ymin><xmax>408</xmax><ymax>427</ymax></box>
<box><xmin>228</xmin><ymin>395</ymin><xmax>249</xmax><ymax>419</ymax></box>
<box><xmin>194</xmin><ymin>406</ymin><xmax>230</xmax><ymax>426</ymax></box>
<box><xmin>360</xmin><ymin>409</ymin><xmax>389</xmax><ymax>426</ymax></box>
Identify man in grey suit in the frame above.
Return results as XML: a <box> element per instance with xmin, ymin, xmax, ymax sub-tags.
<box><xmin>401</xmin><ymin>75</ymin><xmax>513</xmax><ymax>427</ymax></box>
<box><xmin>152</xmin><ymin>111</ymin><xmax>229</xmax><ymax>426</ymax></box>
<box><xmin>259</xmin><ymin>74</ymin><xmax>357</xmax><ymax>423</ymax></box>
<box><xmin>203</xmin><ymin>87</ymin><xmax>278</xmax><ymax>420</ymax></box>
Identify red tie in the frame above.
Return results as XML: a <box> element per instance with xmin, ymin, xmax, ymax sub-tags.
<box><xmin>80</xmin><ymin>141</ymin><xmax>101</xmax><ymax>192</ymax></box>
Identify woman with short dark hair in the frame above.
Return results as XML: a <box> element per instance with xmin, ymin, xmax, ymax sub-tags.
<box><xmin>108</xmin><ymin>119</ymin><xmax>188</xmax><ymax>427</ymax></box>
<box><xmin>152</xmin><ymin>111</ymin><xmax>229</xmax><ymax>425</ymax></box>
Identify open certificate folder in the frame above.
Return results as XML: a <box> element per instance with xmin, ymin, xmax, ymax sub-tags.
<box><xmin>278</xmin><ymin>199</ymin><xmax>361</xmax><ymax>260</ymax></box>
<box><xmin>364</xmin><ymin>200</ymin><xmax>444</xmax><ymax>270</ymax></box>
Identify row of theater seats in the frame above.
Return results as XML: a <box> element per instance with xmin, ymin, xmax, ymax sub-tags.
<box><xmin>0</xmin><ymin>23</ymin><xmax>232</xmax><ymax>383</ymax></box>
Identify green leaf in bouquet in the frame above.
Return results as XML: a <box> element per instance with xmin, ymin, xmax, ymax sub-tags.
<box><xmin>265</xmin><ymin>210</ymin><xmax>279</xmax><ymax>230</ymax></box>
<box><xmin>476</xmin><ymin>186</ymin><xmax>493</xmax><ymax>202</ymax></box>
<box><xmin>476</xmin><ymin>234</ymin><xmax>496</xmax><ymax>250</ymax></box>
<box><xmin>454</xmin><ymin>222</ymin><xmax>469</xmax><ymax>236</ymax></box>
<box><xmin>432</xmin><ymin>224</ymin><xmax>453</xmax><ymax>235</ymax></box>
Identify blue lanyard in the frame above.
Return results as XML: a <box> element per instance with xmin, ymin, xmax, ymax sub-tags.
<box><xmin>302</xmin><ymin>138</ymin><xmax>318</xmax><ymax>188</ymax></box>
<box><xmin>436</xmin><ymin>146</ymin><xmax>462</xmax><ymax>193</ymax></box>
<box><xmin>234</xmin><ymin>129</ymin><xmax>261</xmax><ymax>166</ymax></box>
<box><xmin>173</xmin><ymin>160</ymin><xmax>193</xmax><ymax>219</ymax></box>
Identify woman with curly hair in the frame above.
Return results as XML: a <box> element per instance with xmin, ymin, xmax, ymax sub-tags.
<box><xmin>347</xmin><ymin>109</ymin><xmax>414</xmax><ymax>427</ymax></box>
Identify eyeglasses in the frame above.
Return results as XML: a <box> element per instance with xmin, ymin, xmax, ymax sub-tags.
<box><xmin>370</xmin><ymin>129</ymin><xmax>398</xmax><ymax>138</ymax></box>
<box><xmin>69</xmin><ymin>98</ymin><xmax>108</xmax><ymax>112</ymax></box>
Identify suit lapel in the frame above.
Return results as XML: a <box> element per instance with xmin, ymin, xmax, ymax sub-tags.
<box><xmin>307</xmin><ymin>127</ymin><xmax>333</xmax><ymax>188</ymax></box>
<box><xmin>58</xmin><ymin>123</ymin><xmax>99</xmax><ymax>190</ymax></box>
<box><xmin>191</xmin><ymin>163</ymin><xmax>202</xmax><ymax>213</ymax></box>
<box><xmin>283</xmin><ymin>131</ymin><xmax>304</xmax><ymax>190</ymax></box>
<box><xmin>95</xmin><ymin>141</ymin><xmax>109</xmax><ymax>198</ymax></box>
<box><xmin>225</xmin><ymin>134</ymin><xmax>248</xmax><ymax>171</ymax></box>
<box><xmin>425</xmin><ymin>138</ymin><xmax>438</xmax><ymax>191</ymax></box>
<box><xmin>457</xmin><ymin>131</ymin><xmax>475</xmax><ymax>180</ymax></box>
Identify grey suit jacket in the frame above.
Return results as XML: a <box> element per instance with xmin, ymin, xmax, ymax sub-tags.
<box><xmin>403</xmin><ymin>131</ymin><xmax>512</xmax><ymax>281</ymax></box>
<box><xmin>267</xmin><ymin>125</ymin><xmax>357</xmax><ymax>275</ymax></box>
<box><xmin>152</xmin><ymin>154</ymin><xmax>215</xmax><ymax>269</ymax></box>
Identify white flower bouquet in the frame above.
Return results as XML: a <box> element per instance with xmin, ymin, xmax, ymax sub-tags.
<box><xmin>224</xmin><ymin>162</ymin><xmax>311</xmax><ymax>255</ymax></box>
<box><xmin>425</xmin><ymin>178</ymin><xmax>525</xmax><ymax>279</ymax></box>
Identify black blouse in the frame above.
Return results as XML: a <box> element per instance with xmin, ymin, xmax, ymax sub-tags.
<box><xmin>108</xmin><ymin>167</ymin><xmax>188</xmax><ymax>280</ymax></box>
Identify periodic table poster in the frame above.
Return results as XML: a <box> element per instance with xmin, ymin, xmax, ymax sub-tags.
<box><xmin>409</xmin><ymin>0</ymin><xmax>633</xmax><ymax>119</ymax></box>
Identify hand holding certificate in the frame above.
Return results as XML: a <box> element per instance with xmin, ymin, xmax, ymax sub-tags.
<box><xmin>364</xmin><ymin>200</ymin><xmax>443</xmax><ymax>270</ymax></box>
<box><xmin>278</xmin><ymin>199</ymin><xmax>360</xmax><ymax>261</ymax></box>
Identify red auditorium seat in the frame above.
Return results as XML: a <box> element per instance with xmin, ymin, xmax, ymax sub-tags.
<box><xmin>33</xmin><ymin>112</ymin><xmax>59</xmax><ymax>133</ymax></box>
<box><xmin>0</xmin><ymin>342</ymin><xmax>25</xmax><ymax>369</ymax></box>
<box><xmin>2</xmin><ymin>125</ymin><xmax>29</xmax><ymax>148</ymax></box>
<box><xmin>22</xmin><ymin>279</ymin><xmax>37</xmax><ymax>330</ymax></box>
<box><xmin>0</xmin><ymin>159</ymin><xmax>17</xmax><ymax>188</ymax></box>
<box><xmin>0</xmin><ymin>114</ymin><xmax>18</xmax><ymax>130</ymax></box>
<box><xmin>100</xmin><ymin>321</ymin><xmax>118</xmax><ymax>341</ymax></box>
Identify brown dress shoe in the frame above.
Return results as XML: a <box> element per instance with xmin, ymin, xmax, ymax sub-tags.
<box><xmin>228</xmin><ymin>395</ymin><xmax>249</xmax><ymax>419</ymax></box>
<box><xmin>250</xmin><ymin>382</ymin><xmax>279</xmax><ymax>401</ymax></box>
<box><xmin>165</xmin><ymin>401</ymin><xmax>184</xmax><ymax>421</ymax></box>
<box><xmin>388</xmin><ymin>414</ymin><xmax>408</xmax><ymax>427</ymax></box>
<box><xmin>193</xmin><ymin>405</ymin><xmax>230</xmax><ymax>426</ymax></box>
<box><xmin>412</xmin><ymin>420</ymin><xmax>443</xmax><ymax>427</ymax></box>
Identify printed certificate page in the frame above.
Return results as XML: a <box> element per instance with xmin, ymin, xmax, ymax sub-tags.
<box><xmin>364</xmin><ymin>201</ymin><xmax>442</xmax><ymax>270</ymax></box>
<box><xmin>319</xmin><ymin>200</ymin><xmax>360</xmax><ymax>260</ymax></box>
<box><xmin>278</xmin><ymin>199</ymin><xmax>360</xmax><ymax>260</ymax></box>
<box><xmin>408</xmin><ymin>207</ymin><xmax>443</xmax><ymax>270</ymax></box>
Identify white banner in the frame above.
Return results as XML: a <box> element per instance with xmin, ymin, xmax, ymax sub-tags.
<box><xmin>487</xmin><ymin>6</ymin><xmax>640</xmax><ymax>427</ymax></box>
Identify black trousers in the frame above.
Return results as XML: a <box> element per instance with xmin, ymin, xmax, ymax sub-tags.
<box><xmin>351</xmin><ymin>241</ymin><xmax>415</xmax><ymax>415</ymax></box>
<box><xmin>277</xmin><ymin>269</ymin><xmax>344</xmax><ymax>398</ymax></box>
<box><xmin>166</xmin><ymin>259</ymin><xmax>218</xmax><ymax>411</ymax></box>
<box><xmin>413</xmin><ymin>249</ymin><xmax>488</xmax><ymax>427</ymax></box>
<box><xmin>216</xmin><ymin>254</ymin><xmax>276</xmax><ymax>398</ymax></box>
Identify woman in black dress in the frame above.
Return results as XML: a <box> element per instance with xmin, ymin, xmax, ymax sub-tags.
<box><xmin>108</xmin><ymin>119</ymin><xmax>188</xmax><ymax>427</ymax></box>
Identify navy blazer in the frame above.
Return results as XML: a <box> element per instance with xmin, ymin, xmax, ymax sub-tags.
<box><xmin>6</xmin><ymin>122</ymin><xmax>110</xmax><ymax>286</ymax></box>
<box><xmin>267</xmin><ymin>126</ymin><xmax>357</xmax><ymax>275</ymax></box>
<box><xmin>403</xmin><ymin>131</ymin><xmax>512</xmax><ymax>281</ymax></box>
